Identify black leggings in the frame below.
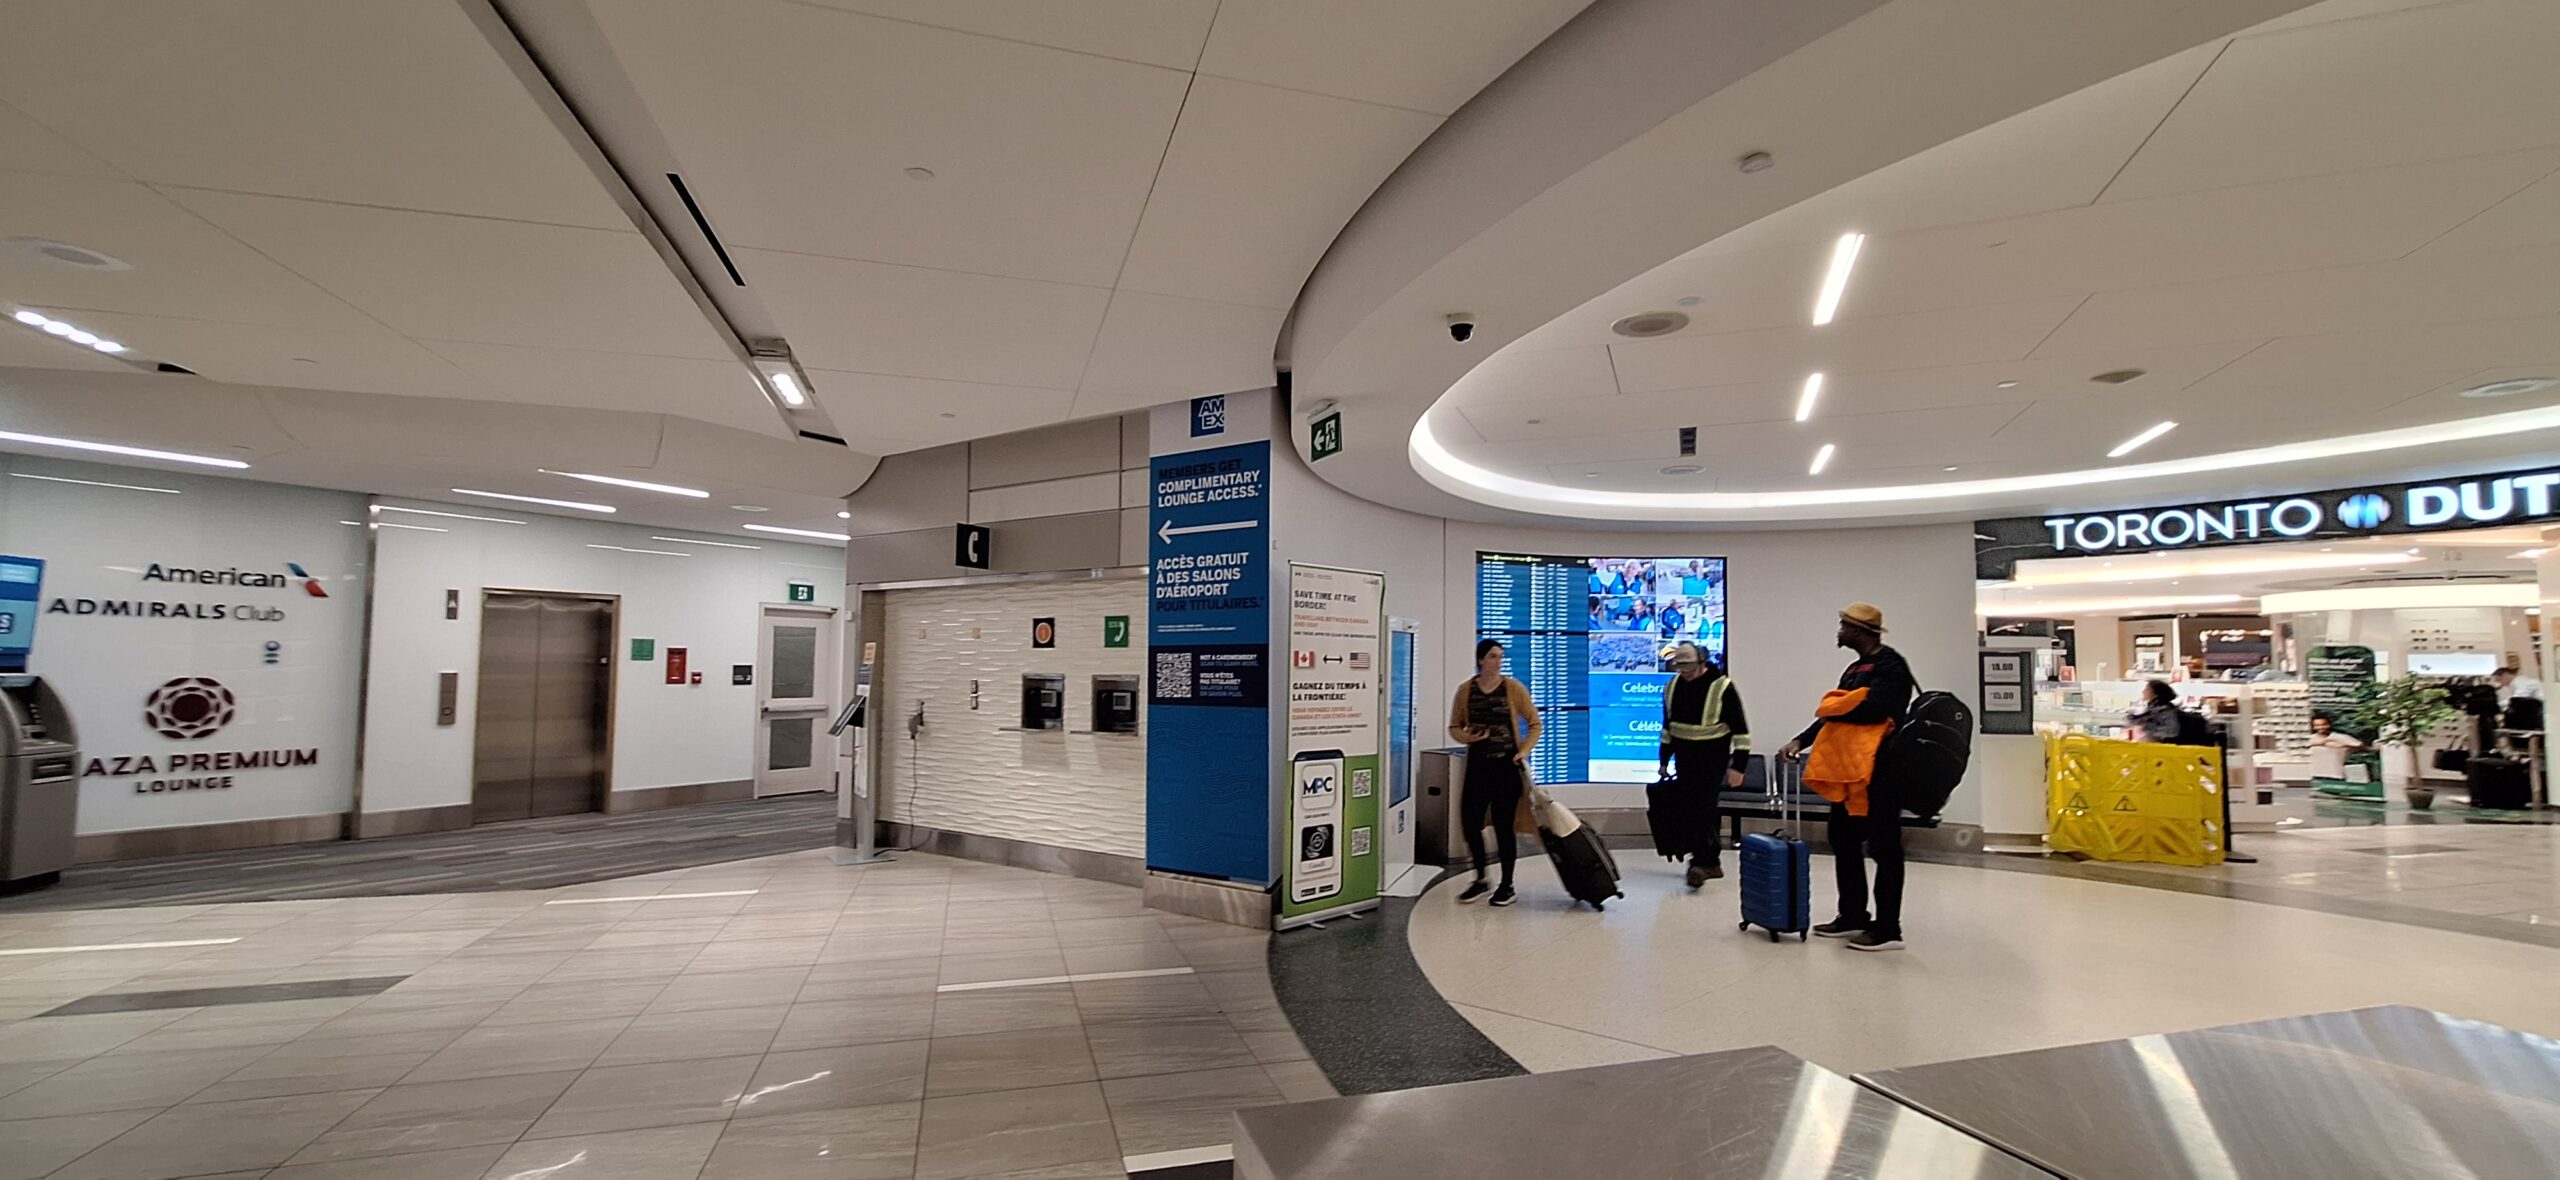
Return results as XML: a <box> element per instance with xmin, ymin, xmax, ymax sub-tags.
<box><xmin>1460</xmin><ymin>750</ymin><xmax>1523</xmax><ymax>884</ymax></box>
<box><xmin>1827</xmin><ymin>778</ymin><xmax>1906</xmax><ymax>938</ymax></box>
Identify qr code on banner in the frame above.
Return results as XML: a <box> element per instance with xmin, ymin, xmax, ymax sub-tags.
<box><xmin>1349</xmin><ymin>826</ymin><xmax>1372</xmax><ymax>856</ymax></box>
<box><xmin>1153</xmin><ymin>651</ymin><xmax>1193</xmax><ymax>700</ymax></box>
<box><xmin>1351</xmin><ymin>769</ymin><xmax>1374</xmax><ymax>798</ymax></box>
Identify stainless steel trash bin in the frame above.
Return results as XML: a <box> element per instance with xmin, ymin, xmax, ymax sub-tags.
<box><xmin>1414</xmin><ymin>747</ymin><xmax>1471</xmax><ymax>866</ymax></box>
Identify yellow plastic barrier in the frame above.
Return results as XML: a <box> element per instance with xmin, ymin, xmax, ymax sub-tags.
<box><xmin>2046</xmin><ymin>734</ymin><xmax>2225</xmax><ymax>866</ymax></box>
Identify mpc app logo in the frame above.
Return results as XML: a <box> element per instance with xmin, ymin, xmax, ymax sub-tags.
<box><xmin>144</xmin><ymin>677</ymin><xmax>236</xmax><ymax>739</ymax></box>
<box><xmin>1190</xmin><ymin>394</ymin><xmax>1226</xmax><ymax>437</ymax></box>
<box><xmin>2338</xmin><ymin>493</ymin><xmax>2391</xmax><ymax>529</ymax></box>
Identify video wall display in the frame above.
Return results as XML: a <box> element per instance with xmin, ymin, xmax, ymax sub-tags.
<box><xmin>1475</xmin><ymin>553</ymin><xmax>1728</xmax><ymax>783</ymax></box>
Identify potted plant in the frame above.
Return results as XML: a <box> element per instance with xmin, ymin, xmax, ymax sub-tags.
<box><xmin>2346</xmin><ymin>678</ymin><xmax>2462</xmax><ymax>810</ymax></box>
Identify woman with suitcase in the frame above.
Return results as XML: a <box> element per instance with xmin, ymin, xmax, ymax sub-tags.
<box><xmin>1449</xmin><ymin>638</ymin><xmax>1541</xmax><ymax>907</ymax></box>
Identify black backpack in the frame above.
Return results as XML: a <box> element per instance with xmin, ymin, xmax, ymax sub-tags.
<box><xmin>2173</xmin><ymin>708</ymin><xmax>2213</xmax><ymax>747</ymax></box>
<box><xmin>1886</xmin><ymin>688</ymin><xmax>1974</xmax><ymax>818</ymax></box>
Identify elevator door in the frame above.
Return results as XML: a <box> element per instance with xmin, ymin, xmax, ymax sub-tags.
<box><xmin>472</xmin><ymin>594</ymin><xmax>613</xmax><ymax>823</ymax></box>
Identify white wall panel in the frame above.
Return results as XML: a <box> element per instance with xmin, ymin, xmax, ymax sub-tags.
<box><xmin>968</xmin><ymin>472</ymin><xmax>1121</xmax><ymax>524</ymax></box>
<box><xmin>0</xmin><ymin>457</ymin><xmax>366</xmax><ymax>835</ymax></box>
<box><xmin>876</xmin><ymin>577</ymin><xmax>1146</xmax><ymax>856</ymax></box>
<box><xmin>362</xmin><ymin>503</ymin><xmax>843</xmax><ymax>815</ymax></box>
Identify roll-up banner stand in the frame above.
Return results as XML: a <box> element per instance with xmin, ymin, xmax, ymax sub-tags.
<box><xmin>1279</xmin><ymin>563</ymin><xmax>1386</xmax><ymax>928</ymax></box>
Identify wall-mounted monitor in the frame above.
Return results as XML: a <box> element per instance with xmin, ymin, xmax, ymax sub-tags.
<box><xmin>1474</xmin><ymin>553</ymin><xmax>1728</xmax><ymax>784</ymax></box>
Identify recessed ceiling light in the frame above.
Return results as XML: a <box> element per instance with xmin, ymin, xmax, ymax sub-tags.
<box><xmin>1676</xmin><ymin>295</ymin><xmax>1702</xmax><ymax>307</ymax></box>
<box><xmin>1582</xmin><ymin>472</ymin><xmax>1601</xmax><ymax>479</ymax></box>
<box><xmin>538</xmin><ymin>469</ymin><xmax>709</xmax><ymax>499</ymax></box>
<box><xmin>10</xmin><ymin>472</ymin><xmax>180</xmax><ymax>495</ymax></box>
<box><xmin>9</xmin><ymin>238</ymin><xmax>130</xmax><ymax>271</ymax></box>
<box><xmin>2406</xmin><ymin>547</ymin><xmax>2423</xmax><ymax>555</ymax></box>
<box><xmin>0</xmin><ymin>429</ymin><xmax>246</xmax><ymax>469</ymax></box>
<box><xmin>1794</xmin><ymin>373</ymin><xmax>1824</xmax><ymax>423</ymax></box>
<box><xmin>2107</xmin><ymin>421</ymin><xmax>2177</xmax><ymax>459</ymax></box>
<box><xmin>938</xmin><ymin>412</ymin><xmax>957</xmax><ymax>419</ymax></box>
<box><xmin>1811</xmin><ymin>232</ymin><xmax>1864</xmax><ymax>325</ymax></box>
<box><xmin>837</xmin><ymin>511</ymin><xmax>851</xmax><ymax>519</ymax></box>
<box><xmin>2513</xmin><ymin>549</ymin><xmax>2547</xmax><ymax>560</ymax></box>
<box><xmin>1943</xmin><ymin>466</ymin><xmax>1959</xmax><ymax>472</ymax></box>
<box><xmin>291</xmin><ymin>356</ymin><xmax>318</xmax><ymax>364</ymax></box>
<box><xmin>650</xmin><ymin>535</ymin><xmax>762</xmax><ymax>550</ymax></box>
<box><xmin>1809</xmin><ymin>444</ymin><xmax>1836</xmax><ymax>475</ymax></box>
<box><xmin>1736</xmin><ymin>151</ymin><xmax>1774</xmax><ymax>174</ymax></box>
<box><xmin>1526</xmin><ymin>418</ymin><xmax>1543</xmax><ymax>425</ymax></box>
<box><xmin>1611</xmin><ymin>311</ymin><xmax>1689</xmax><ymax>338</ymax></box>
<box><xmin>743</xmin><ymin>523</ymin><xmax>851</xmax><ymax>541</ymax></box>
<box><xmin>1659</xmin><ymin>464</ymin><xmax>1702</xmax><ymax>476</ymax></box>
<box><xmin>2090</xmin><ymin>369</ymin><xmax>2147</xmax><ymax>385</ymax></box>
<box><xmin>904</xmin><ymin>167</ymin><xmax>936</xmax><ymax>181</ymax></box>
<box><xmin>1995</xmin><ymin>380</ymin><xmax>2019</xmax><ymax>389</ymax></box>
<box><xmin>731</xmin><ymin>504</ymin><xmax>770</xmax><ymax>513</ymax></box>
<box><xmin>449</xmin><ymin>489</ymin><xmax>615</xmax><ymax>513</ymax></box>
<box><xmin>749</xmin><ymin>350</ymin><xmax>811</xmax><ymax>408</ymax></box>
<box><xmin>11</xmin><ymin>307</ymin><xmax>132</xmax><ymax>355</ymax></box>
<box><xmin>587</xmin><ymin>544</ymin><xmax>689</xmax><ymax>557</ymax></box>
<box><xmin>371</xmin><ymin>521</ymin><xmax>448</xmax><ymax>533</ymax></box>
<box><xmin>2461</xmin><ymin>377</ymin><xmax>2559</xmax><ymax>399</ymax></box>
<box><xmin>375</xmin><ymin>505</ymin><xmax>527</xmax><ymax>525</ymax></box>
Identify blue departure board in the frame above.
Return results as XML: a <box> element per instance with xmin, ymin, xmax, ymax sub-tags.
<box><xmin>1473</xmin><ymin>552</ymin><xmax>1727</xmax><ymax>783</ymax></box>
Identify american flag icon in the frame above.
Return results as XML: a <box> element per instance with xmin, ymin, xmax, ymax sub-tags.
<box><xmin>1348</xmin><ymin>651</ymin><xmax>1372</xmax><ymax>670</ymax></box>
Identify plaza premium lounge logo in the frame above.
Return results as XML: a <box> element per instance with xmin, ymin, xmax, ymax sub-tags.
<box><xmin>144</xmin><ymin>676</ymin><xmax>235</xmax><ymax>739</ymax></box>
<box><xmin>85</xmin><ymin>674</ymin><xmax>322</xmax><ymax>795</ymax></box>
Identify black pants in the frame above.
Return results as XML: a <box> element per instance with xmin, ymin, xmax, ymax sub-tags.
<box><xmin>1665</xmin><ymin>739</ymin><xmax>1728</xmax><ymax>866</ymax></box>
<box><xmin>1460</xmin><ymin>749</ymin><xmax>1522</xmax><ymax>884</ymax></box>
<box><xmin>1827</xmin><ymin>778</ymin><xmax>1905</xmax><ymax>938</ymax></box>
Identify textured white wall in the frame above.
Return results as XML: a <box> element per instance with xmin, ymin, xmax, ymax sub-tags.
<box><xmin>876</xmin><ymin>576</ymin><xmax>1147</xmax><ymax>855</ymax></box>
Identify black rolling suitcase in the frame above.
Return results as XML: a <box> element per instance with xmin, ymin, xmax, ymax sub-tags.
<box><xmin>1644</xmin><ymin>775</ymin><xmax>1690</xmax><ymax>860</ymax></box>
<box><xmin>1533</xmin><ymin>791</ymin><xmax>1623</xmax><ymax>911</ymax></box>
<box><xmin>2466</xmin><ymin>755</ymin><xmax>2533</xmax><ymax>810</ymax></box>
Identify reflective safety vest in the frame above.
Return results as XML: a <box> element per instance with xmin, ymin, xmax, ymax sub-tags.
<box><xmin>1662</xmin><ymin>673</ymin><xmax>1744</xmax><ymax>747</ymax></box>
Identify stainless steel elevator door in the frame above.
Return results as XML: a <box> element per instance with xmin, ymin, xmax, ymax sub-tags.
<box><xmin>472</xmin><ymin>594</ymin><xmax>613</xmax><ymax>824</ymax></box>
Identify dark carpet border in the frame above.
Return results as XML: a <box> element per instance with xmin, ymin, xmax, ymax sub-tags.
<box><xmin>1265</xmin><ymin>869</ymin><xmax>1526</xmax><ymax>1096</ymax></box>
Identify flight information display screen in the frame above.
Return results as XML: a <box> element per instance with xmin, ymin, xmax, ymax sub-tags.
<box><xmin>1474</xmin><ymin>553</ymin><xmax>1728</xmax><ymax>783</ymax></box>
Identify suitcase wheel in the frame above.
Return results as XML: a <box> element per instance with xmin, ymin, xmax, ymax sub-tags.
<box><xmin>1591</xmin><ymin>901</ymin><xmax>1605</xmax><ymax>912</ymax></box>
<box><xmin>1767</xmin><ymin>929</ymin><xmax>1780</xmax><ymax>943</ymax></box>
<box><xmin>1737</xmin><ymin>920</ymin><xmax>1749</xmax><ymax>931</ymax></box>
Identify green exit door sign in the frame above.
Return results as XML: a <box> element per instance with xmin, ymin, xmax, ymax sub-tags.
<box><xmin>1310</xmin><ymin>411</ymin><xmax>1343</xmax><ymax>462</ymax></box>
<box><xmin>787</xmin><ymin>582</ymin><xmax>815</xmax><ymax>604</ymax></box>
<box><xmin>1103</xmin><ymin>615</ymin><xmax>1130</xmax><ymax>648</ymax></box>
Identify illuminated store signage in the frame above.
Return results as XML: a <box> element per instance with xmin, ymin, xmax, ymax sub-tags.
<box><xmin>1976</xmin><ymin>466</ymin><xmax>2560</xmax><ymax>580</ymax></box>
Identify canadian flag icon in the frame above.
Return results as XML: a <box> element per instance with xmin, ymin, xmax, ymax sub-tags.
<box><xmin>1292</xmin><ymin>650</ymin><xmax>1316</xmax><ymax>669</ymax></box>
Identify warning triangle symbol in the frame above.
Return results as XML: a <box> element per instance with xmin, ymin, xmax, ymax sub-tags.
<box><xmin>2063</xmin><ymin>792</ymin><xmax>2090</xmax><ymax>811</ymax></box>
<box><xmin>2112</xmin><ymin>796</ymin><xmax>2140</xmax><ymax>812</ymax></box>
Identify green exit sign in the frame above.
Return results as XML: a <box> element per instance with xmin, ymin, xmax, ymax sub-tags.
<box><xmin>1103</xmin><ymin>615</ymin><xmax>1130</xmax><ymax>648</ymax></box>
<box><xmin>1310</xmin><ymin>411</ymin><xmax>1343</xmax><ymax>462</ymax></box>
<box><xmin>787</xmin><ymin>582</ymin><xmax>815</xmax><ymax>604</ymax></box>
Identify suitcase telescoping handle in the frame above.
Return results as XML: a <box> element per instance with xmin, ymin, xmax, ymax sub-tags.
<box><xmin>1772</xmin><ymin>751</ymin><xmax>1802</xmax><ymax>839</ymax></box>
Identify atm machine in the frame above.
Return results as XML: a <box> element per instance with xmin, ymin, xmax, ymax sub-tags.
<box><xmin>0</xmin><ymin>554</ymin><xmax>76</xmax><ymax>890</ymax></box>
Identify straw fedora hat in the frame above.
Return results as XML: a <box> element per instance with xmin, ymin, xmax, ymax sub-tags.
<box><xmin>1839</xmin><ymin>602</ymin><xmax>1887</xmax><ymax>633</ymax></box>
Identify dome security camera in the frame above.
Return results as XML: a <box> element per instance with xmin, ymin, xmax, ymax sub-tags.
<box><xmin>1446</xmin><ymin>313</ymin><xmax>1475</xmax><ymax>343</ymax></box>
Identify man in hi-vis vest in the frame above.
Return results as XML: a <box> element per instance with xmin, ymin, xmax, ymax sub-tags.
<box><xmin>1659</xmin><ymin>642</ymin><xmax>1753</xmax><ymax>888</ymax></box>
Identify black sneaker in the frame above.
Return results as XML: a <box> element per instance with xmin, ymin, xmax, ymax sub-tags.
<box><xmin>1699</xmin><ymin>862</ymin><xmax>1725</xmax><ymax>880</ymax></box>
<box><xmin>1685</xmin><ymin>863</ymin><xmax>1708</xmax><ymax>889</ymax></box>
<box><xmin>1489</xmin><ymin>885</ymin><xmax>1517</xmax><ymax>907</ymax></box>
<box><xmin>1847</xmin><ymin>930</ymin><xmax>1904</xmax><ymax>952</ymax></box>
<box><xmin>1813</xmin><ymin>918</ymin><xmax>1867</xmax><ymax>939</ymax></box>
<box><xmin>1457</xmin><ymin>880</ymin><xmax>1491</xmax><ymax>904</ymax></box>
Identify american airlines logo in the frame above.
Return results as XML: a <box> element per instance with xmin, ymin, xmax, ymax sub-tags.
<box><xmin>142</xmin><ymin>562</ymin><xmax>328</xmax><ymax>597</ymax></box>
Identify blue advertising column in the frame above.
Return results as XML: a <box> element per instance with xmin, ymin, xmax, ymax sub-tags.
<box><xmin>1147</xmin><ymin>393</ymin><xmax>1274</xmax><ymax>886</ymax></box>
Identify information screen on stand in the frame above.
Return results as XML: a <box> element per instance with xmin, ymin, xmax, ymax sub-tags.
<box><xmin>1474</xmin><ymin>552</ymin><xmax>1728</xmax><ymax>783</ymax></box>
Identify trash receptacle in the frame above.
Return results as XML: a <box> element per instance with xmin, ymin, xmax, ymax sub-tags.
<box><xmin>1414</xmin><ymin>747</ymin><xmax>1471</xmax><ymax>866</ymax></box>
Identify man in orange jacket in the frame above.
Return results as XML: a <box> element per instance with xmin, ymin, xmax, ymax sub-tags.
<box><xmin>1778</xmin><ymin>603</ymin><xmax>1915</xmax><ymax>952</ymax></box>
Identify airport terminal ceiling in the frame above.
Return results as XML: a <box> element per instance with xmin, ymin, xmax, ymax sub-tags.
<box><xmin>1282</xmin><ymin>0</ymin><xmax>2560</xmax><ymax>529</ymax></box>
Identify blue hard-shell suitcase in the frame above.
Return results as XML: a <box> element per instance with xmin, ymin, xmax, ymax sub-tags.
<box><xmin>1738</xmin><ymin>757</ymin><xmax>1811</xmax><ymax>941</ymax></box>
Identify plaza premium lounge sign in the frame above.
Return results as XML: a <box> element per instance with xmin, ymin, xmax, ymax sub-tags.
<box><xmin>1976</xmin><ymin>465</ymin><xmax>2560</xmax><ymax>580</ymax></box>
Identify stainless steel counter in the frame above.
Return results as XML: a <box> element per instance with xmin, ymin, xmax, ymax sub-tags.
<box><xmin>1861</xmin><ymin>1005</ymin><xmax>2560</xmax><ymax>1179</ymax></box>
<box><xmin>1232</xmin><ymin>1044</ymin><xmax>2046</xmax><ymax>1178</ymax></box>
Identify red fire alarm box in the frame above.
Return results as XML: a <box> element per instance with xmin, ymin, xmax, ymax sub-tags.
<box><xmin>666</xmin><ymin>647</ymin><xmax>688</xmax><ymax>685</ymax></box>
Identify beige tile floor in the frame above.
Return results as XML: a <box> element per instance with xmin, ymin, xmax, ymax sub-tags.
<box><xmin>2078</xmin><ymin>819</ymin><xmax>2560</xmax><ymax>926</ymax></box>
<box><xmin>1410</xmin><ymin>836</ymin><xmax>2560</xmax><ymax>1079</ymax></box>
<box><xmin>0</xmin><ymin>851</ymin><xmax>1331</xmax><ymax>1179</ymax></box>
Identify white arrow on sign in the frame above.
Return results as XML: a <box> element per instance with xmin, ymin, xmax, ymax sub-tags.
<box><xmin>1158</xmin><ymin>518</ymin><xmax>1256</xmax><ymax>544</ymax></box>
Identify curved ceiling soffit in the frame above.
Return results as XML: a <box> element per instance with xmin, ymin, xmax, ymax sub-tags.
<box><xmin>1283</xmin><ymin>0</ymin><xmax>2333</xmax><ymax>527</ymax></box>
